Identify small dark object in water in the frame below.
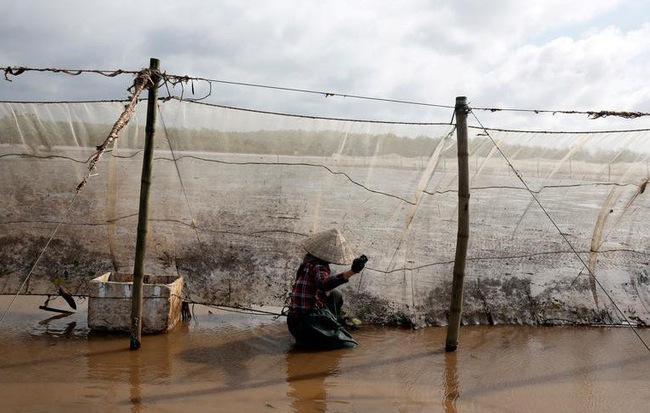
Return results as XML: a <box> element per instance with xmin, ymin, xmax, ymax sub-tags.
<box><xmin>39</xmin><ymin>287</ymin><xmax>76</xmax><ymax>313</ymax></box>
<box><xmin>38</xmin><ymin>305</ymin><xmax>73</xmax><ymax>314</ymax></box>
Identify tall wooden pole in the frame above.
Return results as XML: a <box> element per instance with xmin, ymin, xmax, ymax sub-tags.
<box><xmin>445</xmin><ymin>96</ymin><xmax>470</xmax><ymax>352</ymax></box>
<box><xmin>130</xmin><ymin>58</ymin><xmax>160</xmax><ymax>350</ymax></box>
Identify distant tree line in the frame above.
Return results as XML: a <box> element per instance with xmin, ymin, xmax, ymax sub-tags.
<box><xmin>0</xmin><ymin>114</ymin><xmax>643</xmax><ymax>162</ymax></box>
<box><xmin>165</xmin><ymin>128</ymin><xmax>444</xmax><ymax>157</ymax></box>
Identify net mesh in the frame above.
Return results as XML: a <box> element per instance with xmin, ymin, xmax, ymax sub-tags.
<box><xmin>1</xmin><ymin>99</ymin><xmax>650</xmax><ymax>327</ymax></box>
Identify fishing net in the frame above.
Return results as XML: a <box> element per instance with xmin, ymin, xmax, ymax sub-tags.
<box><xmin>1</xmin><ymin>98</ymin><xmax>650</xmax><ymax>327</ymax></box>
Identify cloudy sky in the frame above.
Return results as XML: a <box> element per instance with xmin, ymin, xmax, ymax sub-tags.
<box><xmin>1</xmin><ymin>0</ymin><xmax>650</xmax><ymax>130</ymax></box>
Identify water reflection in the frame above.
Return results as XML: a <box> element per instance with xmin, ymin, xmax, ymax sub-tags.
<box><xmin>85</xmin><ymin>326</ymin><xmax>184</xmax><ymax>410</ymax></box>
<box><xmin>443</xmin><ymin>352</ymin><xmax>459</xmax><ymax>413</ymax></box>
<box><xmin>37</xmin><ymin>312</ymin><xmax>78</xmax><ymax>338</ymax></box>
<box><xmin>286</xmin><ymin>347</ymin><xmax>345</xmax><ymax>412</ymax></box>
<box><xmin>129</xmin><ymin>352</ymin><xmax>143</xmax><ymax>413</ymax></box>
<box><xmin>3</xmin><ymin>298</ymin><xmax>650</xmax><ymax>413</ymax></box>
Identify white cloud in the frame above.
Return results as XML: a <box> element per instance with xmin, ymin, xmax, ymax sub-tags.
<box><xmin>473</xmin><ymin>22</ymin><xmax>650</xmax><ymax>129</ymax></box>
<box><xmin>1</xmin><ymin>0</ymin><xmax>649</xmax><ymax>129</ymax></box>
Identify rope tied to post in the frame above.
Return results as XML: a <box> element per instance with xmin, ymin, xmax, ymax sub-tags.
<box><xmin>76</xmin><ymin>68</ymin><xmax>156</xmax><ymax>191</ymax></box>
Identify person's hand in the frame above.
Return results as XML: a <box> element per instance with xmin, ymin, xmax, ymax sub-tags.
<box><xmin>351</xmin><ymin>255</ymin><xmax>368</xmax><ymax>273</ymax></box>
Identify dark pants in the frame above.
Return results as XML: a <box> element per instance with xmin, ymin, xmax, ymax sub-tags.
<box><xmin>287</xmin><ymin>290</ymin><xmax>357</xmax><ymax>350</ymax></box>
<box><xmin>325</xmin><ymin>289</ymin><xmax>344</xmax><ymax>322</ymax></box>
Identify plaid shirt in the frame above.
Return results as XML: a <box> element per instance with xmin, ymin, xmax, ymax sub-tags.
<box><xmin>290</xmin><ymin>261</ymin><xmax>348</xmax><ymax>312</ymax></box>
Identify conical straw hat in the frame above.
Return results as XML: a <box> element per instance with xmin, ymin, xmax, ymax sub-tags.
<box><xmin>302</xmin><ymin>229</ymin><xmax>355</xmax><ymax>265</ymax></box>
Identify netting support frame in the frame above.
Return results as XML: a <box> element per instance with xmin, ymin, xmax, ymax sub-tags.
<box><xmin>130</xmin><ymin>58</ymin><xmax>161</xmax><ymax>350</ymax></box>
<box><xmin>445</xmin><ymin>96</ymin><xmax>470</xmax><ymax>352</ymax></box>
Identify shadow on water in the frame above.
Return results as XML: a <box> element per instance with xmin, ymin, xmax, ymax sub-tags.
<box><xmin>131</xmin><ymin>329</ymin><xmax>445</xmax><ymax>406</ymax></box>
<box><xmin>122</xmin><ymin>327</ymin><xmax>650</xmax><ymax>411</ymax></box>
<box><xmin>458</xmin><ymin>352</ymin><xmax>650</xmax><ymax>398</ymax></box>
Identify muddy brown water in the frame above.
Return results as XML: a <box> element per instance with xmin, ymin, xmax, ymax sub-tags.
<box><xmin>1</xmin><ymin>296</ymin><xmax>649</xmax><ymax>413</ymax></box>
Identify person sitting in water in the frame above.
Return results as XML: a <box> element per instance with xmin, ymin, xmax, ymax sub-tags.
<box><xmin>287</xmin><ymin>228</ymin><xmax>367</xmax><ymax>350</ymax></box>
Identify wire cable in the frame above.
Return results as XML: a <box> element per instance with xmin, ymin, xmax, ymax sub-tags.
<box><xmin>158</xmin><ymin>105</ymin><xmax>203</xmax><ymax>245</ymax></box>
<box><xmin>4</xmin><ymin>66</ymin><xmax>649</xmax><ymax>121</ymax></box>
<box><xmin>0</xmin><ymin>191</ymin><xmax>80</xmax><ymax>326</ymax></box>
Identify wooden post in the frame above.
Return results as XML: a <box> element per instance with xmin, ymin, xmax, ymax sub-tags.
<box><xmin>445</xmin><ymin>96</ymin><xmax>470</xmax><ymax>352</ymax></box>
<box><xmin>130</xmin><ymin>58</ymin><xmax>160</xmax><ymax>350</ymax></box>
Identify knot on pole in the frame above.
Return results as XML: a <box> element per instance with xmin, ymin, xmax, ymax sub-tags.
<box><xmin>455</xmin><ymin>96</ymin><xmax>469</xmax><ymax>113</ymax></box>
